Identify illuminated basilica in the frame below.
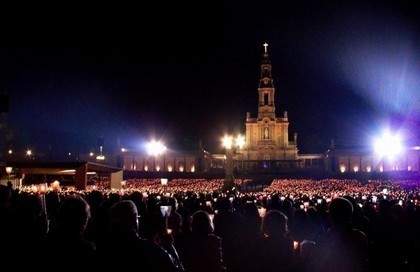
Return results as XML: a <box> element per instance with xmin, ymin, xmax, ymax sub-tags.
<box><xmin>118</xmin><ymin>43</ymin><xmax>419</xmax><ymax>177</ymax></box>
<box><xmin>241</xmin><ymin>43</ymin><xmax>300</xmax><ymax>169</ymax></box>
<box><xmin>120</xmin><ymin>43</ymin><xmax>323</xmax><ymax>176</ymax></box>
<box><xmin>3</xmin><ymin>45</ymin><xmax>420</xmax><ymax>188</ymax></box>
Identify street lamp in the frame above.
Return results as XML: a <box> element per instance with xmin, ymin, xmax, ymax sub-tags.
<box><xmin>5</xmin><ymin>166</ymin><xmax>12</xmax><ymax>185</ymax></box>
<box><xmin>221</xmin><ymin>134</ymin><xmax>245</xmax><ymax>193</ymax></box>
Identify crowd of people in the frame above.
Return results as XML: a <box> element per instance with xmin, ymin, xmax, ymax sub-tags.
<box><xmin>1</xmin><ymin>177</ymin><xmax>419</xmax><ymax>271</ymax></box>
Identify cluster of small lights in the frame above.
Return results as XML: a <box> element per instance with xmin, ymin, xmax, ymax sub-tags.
<box><xmin>340</xmin><ymin>164</ymin><xmax>373</xmax><ymax>173</ymax></box>
<box><xmin>222</xmin><ymin>135</ymin><xmax>233</xmax><ymax>149</ymax></box>
<box><xmin>7</xmin><ymin>149</ymin><xmax>33</xmax><ymax>156</ymax></box>
<box><xmin>222</xmin><ymin>134</ymin><xmax>246</xmax><ymax>149</ymax></box>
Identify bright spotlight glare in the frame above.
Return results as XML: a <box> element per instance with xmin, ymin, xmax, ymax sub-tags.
<box><xmin>222</xmin><ymin>135</ymin><xmax>233</xmax><ymax>149</ymax></box>
<box><xmin>235</xmin><ymin>135</ymin><xmax>245</xmax><ymax>149</ymax></box>
<box><xmin>146</xmin><ymin>140</ymin><xmax>166</xmax><ymax>156</ymax></box>
<box><xmin>374</xmin><ymin>133</ymin><xmax>402</xmax><ymax>158</ymax></box>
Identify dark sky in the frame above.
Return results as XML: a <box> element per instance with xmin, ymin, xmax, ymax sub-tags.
<box><xmin>1</xmin><ymin>1</ymin><xmax>420</xmax><ymax>158</ymax></box>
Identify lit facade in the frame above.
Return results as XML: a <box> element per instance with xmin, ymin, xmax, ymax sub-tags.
<box><xmin>120</xmin><ymin>148</ymin><xmax>213</xmax><ymax>173</ymax></box>
<box><xmin>117</xmin><ymin>44</ymin><xmax>419</xmax><ymax>176</ymax></box>
<box><xmin>239</xmin><ymin>43</ymin><xmax>302</xmax><ymax>171</ymax></box>
<box><xmin>325</xmin><ymin>145</ymin><xmax>420</xmax><ymax>174</ymax></box>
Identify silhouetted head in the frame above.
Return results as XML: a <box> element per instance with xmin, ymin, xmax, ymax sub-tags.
<box><xmin>190</xmin><ymin>210</ymin><xmax>214</xmax><ymax>235</ymax></box>
<box><xmin>328</xmin><ymin>197</ymin><xmax>353</xmax><ymax>226</ymax></box>
<box><xmin>270</xmin><ymin>194</ymin><xmax>281</xmax><ymax>205</ymax></box>
<box><xmin>262</xmin><ymin>210</ymin><xmax>288</xmax><ymax>236</ymax></box>
<box><xmin>109</xmin><ymin>200</ymin><xmax>139</xmax><ymax>232</ymax></box>
<box><xmin>378</xmin><ymin>199</ymin><xmax>392</xmax><ymax>214</ymax></box>
<box><xmin>281</xmin><ymin>199</ymin><xmax>293</xmax><ymax>212</ymax></box>
<box><xmin>243</xmin><ymin>202</ymin><xmax>259</xmax><ymax>218</ymax></box>
<box><xmin>217</xmin><ymin>197</ymin><xmax>232</xmax><ymax>212</ymax></box>
<box><xmin>343</xmin><ymin>195</ymin><xmax>361</xmax><ymax>214</ymax></box>
<box><xmin>57</xmin><ymin>194</ymin><xmax>91</xmax><ymax>234</ymax></box>
<box><xmin>86</xmin><ymin>190</ymin><xmax>103</xmax><ymax>207</ymax></box>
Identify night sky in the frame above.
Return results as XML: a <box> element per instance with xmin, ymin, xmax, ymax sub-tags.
<box><xmin>1</xmin><ymin>1</ymin><xmax>419</xmax><ymax>158</ymax></box>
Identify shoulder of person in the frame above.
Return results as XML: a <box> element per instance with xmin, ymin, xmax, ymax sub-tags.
<box><xmin>209</xmin><ymin>233</ymin><xmax>222</xmax><ymax>240</ymax></box>
<box><xmin>350</xmin><ymin>228</ymin><xmax>368</xmax><ymax>240</ymax></box>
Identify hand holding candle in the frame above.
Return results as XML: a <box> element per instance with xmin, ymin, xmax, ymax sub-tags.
<box><xmin>160</xmin><ymin>205</ymin><xmax>172</xmax><ymax>230</ymax></box>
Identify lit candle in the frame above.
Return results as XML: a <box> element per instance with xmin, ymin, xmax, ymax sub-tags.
<box><xmin>39</xmin><ymin>183</ymin><xmax>47</xmax><ymax>194</ymax></box>
<box><xmin>51</xmin><ymin>180</ymin><xmax>60</xmax><ymax>191</ymax></box>
<box><xmin>293</xmin><ymin>241</ymin><xmax>299</xmax><ymax>251</ymax></box>
<box><xmin>257</xmin><ymin>207</ymin><xmax>266</xmax><ymax>218</ymax></box>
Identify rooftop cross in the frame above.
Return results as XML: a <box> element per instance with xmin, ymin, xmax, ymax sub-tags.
<box><xmin>263</xmin><ymin>43</ymin><xmax>268</xmax><ymax>53</ymax></box>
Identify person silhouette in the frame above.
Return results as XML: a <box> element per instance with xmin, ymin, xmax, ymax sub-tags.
<box><xmin>240</xmin><ymin>210</ymin><xmax>294</xmax><ymax>272</ymax></box>
<box><xmin>44</xmin><ymin>194</ymin><xmax>96</xmax><ymax>267</ymax></box>
<box><xmin>96</xmin><ymin>200</ymin><xmax>183</xmax><ymax>271</ymax></box>
<box><xmin>178</xmin><ymin>210</ymin><xmax>225</xmax><ymax>272</ymax></box>
<box><xmin>309</xmin><ymin>197</ymin><xmax>369</xmax><ymax>272</ymax></box>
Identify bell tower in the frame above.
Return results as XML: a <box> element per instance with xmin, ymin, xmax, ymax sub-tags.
<box><xmin>258</xmin><ymin>43</ymin><xmax>276</xmax><ymax>120</ymax></box>
<box><xmin>243</xmin><ymin>43</ymin><xmax>299</xmax><ymax>169</ymax></box>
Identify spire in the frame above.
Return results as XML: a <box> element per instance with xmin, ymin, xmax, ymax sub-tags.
<box><xmin>257</xmin><ymin>42</ymin><xmax>276</xmax><ymax>119</ymax></box>
<box><xmin>259</xmin><ymin>43</ymin><xmax>273</xmax><ymax>88</ymax></box>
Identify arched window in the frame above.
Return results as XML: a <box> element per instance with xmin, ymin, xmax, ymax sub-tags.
<box><xmin>264</xmin><ymin>92</ymin><xmax>268</xmax><ymax>105</ymax></box>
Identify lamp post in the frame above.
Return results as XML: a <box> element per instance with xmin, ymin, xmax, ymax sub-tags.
<box><xmin>222</xmin><ymin>134</ymin><xmax>245</xmax><ymax>193</ymax></box>
<box><xmin>5</xmin><ymin>166</ymin><xmax>12</xmax><ymax>186</ymax></box>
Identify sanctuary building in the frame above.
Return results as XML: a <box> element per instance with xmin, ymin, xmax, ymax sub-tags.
<box><xmin>116</xmin><ymin>44</ymin><xmax>418</xmax><ymax>177</ymax></box>
<box><xmin>119</xmin><ymin>44</ymin><xmax>323</xmax><ymax>176</ymax></box>
<box><xmin>240</xmin><ymin>43</ymin><xmax>301</xmax><ymax>171</ymax></box>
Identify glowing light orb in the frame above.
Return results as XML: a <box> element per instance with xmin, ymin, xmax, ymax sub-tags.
<box><xmin>222</xmin><ymin>135</ymin><xmax>233</xmax><ymax>149</ymax></box>
<box><xmin>374</xmin><ymin>132</ymin><xmax>402</xmax><ymax>158</ymax></box>
<box><xmin>146</xmin><ymin>140</ymin><xmax>167</xmax><ymax>156</ymax></box>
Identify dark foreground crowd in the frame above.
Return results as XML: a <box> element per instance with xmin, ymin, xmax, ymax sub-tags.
<box><xmin>0</xmin><ymin>178</ymin><xmax>419</xmax><ymax>272</ymax></box>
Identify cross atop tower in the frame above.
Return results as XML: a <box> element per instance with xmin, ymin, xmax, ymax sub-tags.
<box><xmin>263</xmin><ymin>43</ymin><xmax>268</xmax><ymax>53</ymax></box>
